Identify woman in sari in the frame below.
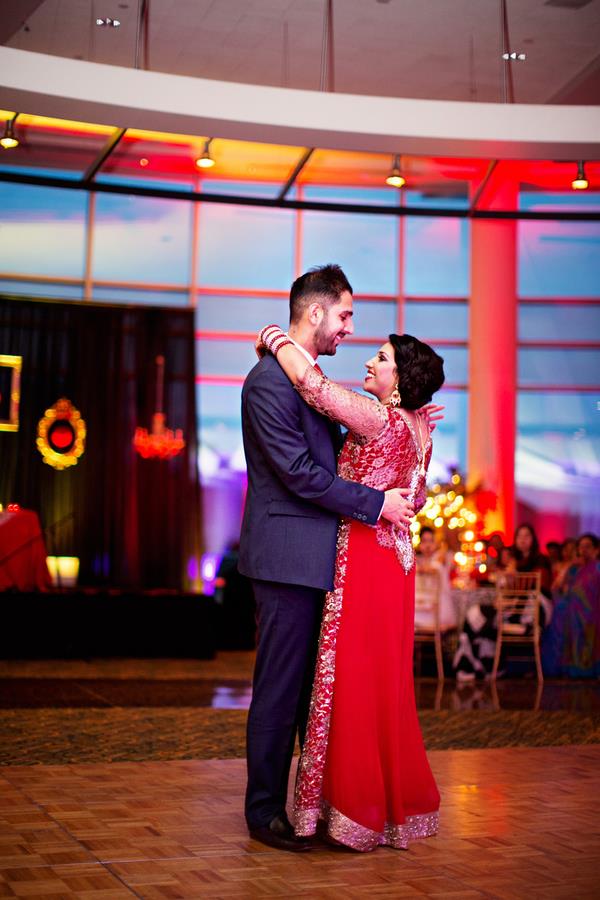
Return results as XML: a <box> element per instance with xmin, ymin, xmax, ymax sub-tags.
<box><xmin>543</xmin><ymin>533</ymin><xmax>600</xmax><ymax>678</ymax></box>
<box><xmin>258</xmin><ymin>325</ymin><xmax>445</xmax><ymax>852</ymax></box>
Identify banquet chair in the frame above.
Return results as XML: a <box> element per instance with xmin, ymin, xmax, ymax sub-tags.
<box><xmin>492</xmin><ymin>571</ymin><xmax>543</xmax><ymax>682</ymax></box>
<box><xmin>414</xmin><ymin>569</ymin><xmax>446</xmax><ymax>681</ymax></box>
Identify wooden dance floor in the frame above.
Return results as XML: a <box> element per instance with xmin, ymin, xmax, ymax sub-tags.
<box><xmin>1</xmin><ymin>745</ymin><xmax>599</xmax><ymax>898</ymax></box>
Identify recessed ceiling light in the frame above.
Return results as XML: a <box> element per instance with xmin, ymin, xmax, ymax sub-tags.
<box><xmin>96</xmin><ymin>17</ymin><xmax>121</xmax><ymax>27</ymax></box>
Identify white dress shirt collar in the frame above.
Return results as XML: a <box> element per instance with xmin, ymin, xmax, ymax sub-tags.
<box><xmin>290</xmin><ymin>338</ymin><xmax>318</xmax><ymax>368</ymax></box>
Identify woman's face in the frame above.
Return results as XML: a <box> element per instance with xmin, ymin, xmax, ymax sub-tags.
<box><xmin>562</xmin><ymin>540</ymin><xmax>576</xmax><ymax>561</ymax></box>
<box><xmin>419</xmin><ymin>531</ymin><xmax>436</xmax><ymax>557</ymax></box>
<box><xmin>515</xmin><ymin>527</ymin><xmax>534</xmax><ymax>554</ymax></box>
<box><xmin>364</xmin><ymin>342</ymin><xmax>397</xmax><ymax>403</ymax></box>
<box><xmin>577</xmin><ymin>537</ymin><xmax>597</xmax><ymax>563</ymax></box>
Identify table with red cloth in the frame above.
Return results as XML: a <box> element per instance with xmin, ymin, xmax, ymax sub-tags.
<box><xmin>0</xmin><ymin>509</ymin><xmax>51</xmax><ymax>592</ymax></box>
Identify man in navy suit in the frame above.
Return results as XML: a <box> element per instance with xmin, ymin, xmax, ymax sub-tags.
<box><xmin>239</xmin><ymin>265</ymin><xmax>414</xmax><ymax>851</ymax></box>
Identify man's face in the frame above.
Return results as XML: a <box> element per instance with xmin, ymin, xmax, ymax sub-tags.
<box><xmin>314</xmin><ymin>291</ymin><xmax>354</xmax><ymax>356</ymax></box>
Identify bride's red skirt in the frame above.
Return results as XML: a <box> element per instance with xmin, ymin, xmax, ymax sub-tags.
<box><xmin>295</xmin><ymin>520</ymin><xmax>440</xmax><ymax>851</ymax></box>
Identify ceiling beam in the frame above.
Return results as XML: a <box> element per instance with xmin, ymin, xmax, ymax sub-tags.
<box><xmin>277</xmin><ymin>148</ymin><xmax>314</xmax><ymax>200</ymax></box>
<box><xmin>1</xmin><ymin>49</ymin><xmax>599</xmax><ymax>161</ymax></box>
<box><xmin>82</xmin><ymin>127</ymin><xmax>127</xmax><ymax>183</ymax></box>
<box><xmin>2</xmin><ymin>169</ymin><xmax>599</xmax><ymax>220</ymax></box>
<box><xmin>470</xmin><ymin>160</ymin><xmax>499</xmax><ymax>212</ymax></box>
<box><xmin>0</xmin><ymin>1</ymin><xmax>47</xmax><ymax>44</ymax></box>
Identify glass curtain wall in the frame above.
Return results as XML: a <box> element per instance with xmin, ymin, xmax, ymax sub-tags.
<box><xmin>1</xmin><ymin>180</ymin><xmax>599</xmax><ymax>550</ymax></box>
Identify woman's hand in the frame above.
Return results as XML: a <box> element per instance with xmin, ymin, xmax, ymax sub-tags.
<box><xmin>255</xmin><ymin>333</ymin><xmax>268</xmax><ymax>360</ymax></box>
<box><xmin>417</xmin><ymin>404</ymin><xmax>445</xmax><ymax>433</ymax></box>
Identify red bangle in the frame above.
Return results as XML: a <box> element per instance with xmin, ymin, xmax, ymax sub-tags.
<box><xmin>260</xmin><ymin>325</ymin><xmax>291</xmax><ymax>355</ymax></box>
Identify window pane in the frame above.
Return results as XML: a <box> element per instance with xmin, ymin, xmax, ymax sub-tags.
<box><xmin>353</xmin><ymin>301</ymin><xmax>397</xmax><ymax>337</ymax></box>
<box><xmin>0</xmin><ymin>278</ymin><xmax>83</xmax><ymax>300</ymax></box>
<box><xmin>302</xmin><ymin>212</ymin><xmax>398</xmax><ymax>294</ymax></box>
<box><xmin>516</xmin><ymin>391</ymin><xmax>600</xmax><ymax>531</ymax></box>
<box><xmin>198</xmin><ymin>204</ymin><xmax>294</xmax><ymax>289</ymax></box>
<box><xmin>428</xmin><ymin>389</ymin><xmax>468</xmax><ymax>476</ymax></box>
<box><xmin>404</xmin><ymin>301</ymin><xmax>468</xmax><ymax>340</ymax></box>
<box><xmin>519</xmin><ymin>304</ymin><xmax>600</xmax><ymax>341</ymax></box>
<box><xmin>404</xmin><ymin>216</ymin><xmax>469</xmax><ymax>296</ymax></box>
<box><xmin>92</xmin><ymin>194</ymin><xmax>192</xmax><ymax>283</ymax></box>
<box><xmin>0</xmin><ymin>183</ymin><xmax>86</xmax><ymax>278</ymax></box>
<box><xmin>303</xmin><ymin>185</ymin><xmax>398</xmax><ymax>207</ymax></box>
<box><xmin>196</xmin><ymin>296</ymin><xmax>288</xmax><ymax>332</ymax></box>
<box><xmin>518</xmin><ymin>220</ymin><xmax>600</xmax><ymax>298</ymax></box>
<box><xmin>519</xmin><ymin>190</ymin><xmax>600</xmax><ymax>215</ymax></box>
<box><xmin>196</xmin><ymin>340</ymin><xmax>258</xmax><ymax>377</ymax></box>
<box><xmin>517</xmin><ymin>391</ymin><xmax>600</xmax><ymax>476</ymax></box>
<box><xmin>198</xmin><ymin>383</ymin><xmax>243</xmax><ymax>457</ymax></box>
<box><xmin>91</xmin><ymin>286</ymin><xmax>189</xmax><ymax>306</ymax></box>
<box><xmin>404</xmin><ymin>190</ymin><xmax>469</xmax><ymax>211</ymax></box>
<box><xmin>432</xmin><ymin>346</ymin><xmax>467</xmax><ymax>385</ymax></box>
<box><xmin>518</xmin><ymin>348</ymin><xmax>600</xmax><ymax>386</ymax></box>
<box><xmin>195</xmin><ymin>296</ymin><xmax>396</xmax><ymax>338</ymax></box>
<box><xmin>320</xmin><ymin>343</ymin><xmax>467</xmax><ymax>386</ymax></box>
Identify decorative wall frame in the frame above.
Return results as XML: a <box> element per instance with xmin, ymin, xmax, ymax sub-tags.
<box><xmin>37</xmin><ymin>398</ymin><xmax>86</xmax><ymax>469</ymax></box>
<box><xmin>0</xmin><ymin>355</ymin><xmax>22</xmax><ymax>432</ymax></box>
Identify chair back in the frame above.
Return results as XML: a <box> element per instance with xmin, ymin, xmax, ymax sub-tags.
<box><xmin>415</xmin><ymin>569</ymin><xmax>441</xmax><ymax>631</ymax></box>
<box><xmin>495</xmin><ymin>570</ymin><xmax>542</xmax><ymax>634</ymax></box>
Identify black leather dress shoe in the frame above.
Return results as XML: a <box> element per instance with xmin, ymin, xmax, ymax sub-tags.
<box><xmin>249</xmin><ymin>813</ymin><xmax>313</xmax><ymax>852</ymax></box>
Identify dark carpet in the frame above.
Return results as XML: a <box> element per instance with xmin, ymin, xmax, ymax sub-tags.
<box><xmin>1</xmin><ymin>707</ymin><xmax>599</xmax><ymax>766</ymax></box>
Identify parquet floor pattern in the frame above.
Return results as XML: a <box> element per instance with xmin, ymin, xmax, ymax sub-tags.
<box><xmin>1</xmin><ymin>746</ymin><xmax>599</xmax><ymax>899</ymax></box>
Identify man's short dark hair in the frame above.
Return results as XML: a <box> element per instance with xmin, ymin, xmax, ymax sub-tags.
<box><xmin>420</xmin><ymin>526</ymin><xmax>435</xmax><ymax>538</ymax></box>
<box><xmin>289</xmin><ymin>264</ymin><xmax>352</xmax><ymax>324</ymax></box>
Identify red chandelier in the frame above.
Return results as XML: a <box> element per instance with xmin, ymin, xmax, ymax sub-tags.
<box><xmin>133</xmin><ymin>355</ymin><xmax>185</xmax><ymax>460</ymax></box>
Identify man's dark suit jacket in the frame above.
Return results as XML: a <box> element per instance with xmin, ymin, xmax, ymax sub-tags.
<box><xmin>238</xmin><ymin>353</ymin><xmax>384</xmax><ymax>592</ymax></box>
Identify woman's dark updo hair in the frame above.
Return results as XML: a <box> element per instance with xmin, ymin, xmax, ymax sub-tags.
<box><xmin>388</xmin><ymin>334</ymin><xmax>445</xmax><ymax>410</ymax></box>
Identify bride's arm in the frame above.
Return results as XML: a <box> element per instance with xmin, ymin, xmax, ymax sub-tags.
<box><xmin>258</xmin><ymin>325</ymin><xmax>388</xmax><ymax>442</ymax></box>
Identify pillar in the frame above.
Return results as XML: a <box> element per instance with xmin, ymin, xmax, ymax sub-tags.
<box><xmin>468</xmin><ymin>179</ymin><xmax>518</xmax><ymax>540</ymax></box>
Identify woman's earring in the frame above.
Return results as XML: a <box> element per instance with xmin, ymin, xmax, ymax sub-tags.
<box><xmin>389</xmin><ymin>386</ymin><xmax>402</xmax><ymax>408</ymax></box>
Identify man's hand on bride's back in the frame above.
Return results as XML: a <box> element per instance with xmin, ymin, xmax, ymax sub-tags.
<box><xmin>381</xmin><ymin>488</ymin><xmax>414</xmax><ymax>530</ymax></box>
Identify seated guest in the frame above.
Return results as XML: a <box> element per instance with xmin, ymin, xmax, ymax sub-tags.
<box><xmin>494</xmin><ymin>546</ymin><xmax>517</xmax><ymax>584</ymax></box>
<box><xmin>551</xmin><ymin>537</ymin><xmax>577</xmax><ymax>590</ymax></box>
<box><xmin>485</xmin><ymin>532</ymin><xmax>505</xmax><ymax>575</ymax></box>
<box><xmin>453</xmin><ymin>524</ymin><xmax>552</xmax><ymax>681</ymax></box>
<box><xmin>415</xmin><ymin>526</ymin><xmax>456</xmax><ymax>630</ymax></box>
<box><xmin>513</xmin><ymin>523</ymin><xmax>553</xmax><ymax>626</ymax></box>
<box><xmin>543</xmin><ymin>534</ymin><xmax>600</xmax><ymax>678</ymax></box>
<box><xmin>546</xmin><ymin>541</ymin><xmax>561</xmax><ymax>574</ymax></box>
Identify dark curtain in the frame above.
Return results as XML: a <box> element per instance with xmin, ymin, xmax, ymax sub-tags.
<box><xmin>0</xmin><ymin>295</ymin><xmax>202</xmax><ymax>590</ymax></box>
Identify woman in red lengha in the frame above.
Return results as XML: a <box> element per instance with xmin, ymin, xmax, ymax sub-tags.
<box><xmin>259</xmin><ymin>328</ymin><xmax>444</xmax><ymax>852</ymax></box>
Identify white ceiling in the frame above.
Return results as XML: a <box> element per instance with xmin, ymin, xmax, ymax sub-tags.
<box><xmin>3</xmin><ymin>0</ymin><xmax>600</xmax><ymax>105</ymax></box>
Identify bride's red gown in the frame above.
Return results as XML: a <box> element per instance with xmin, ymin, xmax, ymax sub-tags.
<box><xmin>293</xmin><ymin>368</ymin><xmax>440</xmax><ymax>851</ymax></box>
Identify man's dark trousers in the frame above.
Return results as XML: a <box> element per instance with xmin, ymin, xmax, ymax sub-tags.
<box><xmin>245</xmin><ymin>579</ymin><xmax>324</xmax><ymax>829</ymax></box>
